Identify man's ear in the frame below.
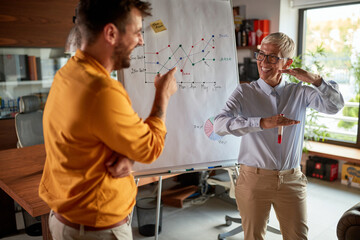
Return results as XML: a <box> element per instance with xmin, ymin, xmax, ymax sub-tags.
<box><xmin>284</xmin><ymin>58</ymin><xmax>293</xmax><ymax>69</ymax></box>
<box><xmin>103</xmin><ymin>23</ymin><xmax>119</xmax><ymax>46</ymax></box>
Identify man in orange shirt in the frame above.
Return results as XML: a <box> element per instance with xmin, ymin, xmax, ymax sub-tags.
<box><xmin>39</xmin><ymin>0</ymin><xmax>177</xmax><ymax>239</ymax></box>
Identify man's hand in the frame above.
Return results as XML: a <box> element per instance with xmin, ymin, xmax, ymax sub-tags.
<box><xmin>105</xmin><ymin>152</ymin><xmax>134</xmax><ymax>178</ymax></box>
<box><xmin>150</xmin><ymin>67</ymin><xmax>178</xmax><ymax>122</ymax></box>
<box><xmin>260</xmin><ymin>114</ymin><xmax>300</xmax><ymax>129</ymax></box>
<box><xmin>154</xmin><ymin>67</ymin><xmax>178</xmax><ymax>100</ymax></box>
<box><xmin>279</xmin><ymin>68</ymin><xmax>322</xmax><ymax>87</ymax></box>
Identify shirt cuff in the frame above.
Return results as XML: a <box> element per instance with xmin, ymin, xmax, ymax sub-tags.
<box><xmin>249</xmin><ymin>117</ymin><xmax>262</xmax><ymax>131</ymax></box>
<box><xmin>315</xmin><ymin>78</ymin><xmax>326</xmax><ymax>91</ymax></box>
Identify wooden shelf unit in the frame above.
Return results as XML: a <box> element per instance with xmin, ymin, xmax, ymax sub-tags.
<box><xmin>237</xmin><ymin>45</ymin><xmax>259</xmax><ymax>51</ymax></box>
<box><xmin>305</xmin><ymin>141</ymin><xmax>360</xmax><ymax>165</ymax></box>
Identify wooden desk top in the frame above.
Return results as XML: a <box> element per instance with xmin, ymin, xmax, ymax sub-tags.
<box><xmin>306</xmin><ymin>141</ymin><xmax>360</xmax><ymax>164</ymax></box>
<box><xmin>0</xmin><ymin>144</ymin><xmax>49</xmax><ymax>217</ymax></box>
<box><xmin>0</xmin><ymin>144</ymin><xmax>177</xmax><ymax>218</ymax></box>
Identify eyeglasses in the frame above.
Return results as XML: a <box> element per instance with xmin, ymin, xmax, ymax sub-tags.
<box><xmin>254</xmin><ymin>52</ymin><xmax>288</xmax><ymax>64</ymax></box>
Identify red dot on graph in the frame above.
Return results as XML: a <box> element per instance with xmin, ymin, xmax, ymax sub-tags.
<box><xmin>156</xmin><ymin>52</ymin><xmax>159</xmax><ymax>54</ymax></box>
<box><xmin>202</xmin><ymin>38</ymin><xmax>204</xmax><ymax>40</ymax></box>
<box><xmin>180</xmin><ymin>69</ymin><xmax>183</xmax><ymax>72</ymax></box>
<box><xmin>192</xmin><ymin>46</ymin><xmax>194</xmax><ymax>48</ymax></box>
<box><xmin>168</xmin><ymin>45</ymin><xmax>170</xmax><ymax>47</ymax></box>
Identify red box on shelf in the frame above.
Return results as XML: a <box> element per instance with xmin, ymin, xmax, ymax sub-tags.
<box><xmin>254</xmin><ymin>19</ymin><xmax>270</xmax><ymax>45</ymax></box>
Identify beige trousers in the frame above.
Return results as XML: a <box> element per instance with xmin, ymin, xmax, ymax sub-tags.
<box><xmin>49</xmin><ymin>210</ymin><xmax>133</xmax><ymax>240</ymax></box>
<box><xmin>235</xmin><ymin>165</ymin><xmax>308</xmax><ymax>240</ymax></box>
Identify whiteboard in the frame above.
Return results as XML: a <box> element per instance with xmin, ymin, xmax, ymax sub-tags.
<box><xmin>123</xmin><ymin>0</ymin><xmax>241</xmax><ymax>177</ymax></box>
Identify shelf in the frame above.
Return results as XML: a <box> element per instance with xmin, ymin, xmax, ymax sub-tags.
<box><xmin>237</xmin><ymin>45</ymin><xmax>259</xmax><ymax>51</ymax></box>
<box><xmin>0</xmin><ymin>80</ymin><xmax>53</xmax><ymax>87</ymax></box>
<box><xmin>0</xmin><ymin>47</ymin><xmax>61</xmax><ymax>119</ymax></box>
<box><xmin>305</xmin><ymin>141</ymin><xmax>360</xmax><ymax>164</ymax></box>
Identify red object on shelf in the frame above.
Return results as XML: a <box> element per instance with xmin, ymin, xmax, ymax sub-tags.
<box><xmin>254</xmin><ymin>19</ymin><xmax>270</xmax><ymax>45</ymax></box>
<box><xmin>306</xmin><ymin>156</ymin><xmax>338</xmax><ymax>182</ymax></box>
<box><xmin>248</xmin><ymin>31</ymin><xmax>256</xmax><ymax>46</ymax></box>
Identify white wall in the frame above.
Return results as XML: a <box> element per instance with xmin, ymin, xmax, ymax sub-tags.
<box><xmin>279</xmin><ymin>0</ymin><xmax>299</xmax><ymax>50</ymax></box>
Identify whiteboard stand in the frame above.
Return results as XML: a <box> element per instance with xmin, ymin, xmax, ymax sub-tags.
<box><xmin>155</xmin><ymin>176</ymin><xmax>162</xmax><ymax>240</ymax></box>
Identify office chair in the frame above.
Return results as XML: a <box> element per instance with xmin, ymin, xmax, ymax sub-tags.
<box><xmin>207</xmin><ymin>167</ymin><xmax>281</xmax><ymax>240</ymax></box>
<box><xmin>14</xmin><ymin>94</ymin><xmax>43</xmax><ymax>236</ymax></box>
<box><xmin>337</xmin><ymin>202</ymin><xmax>360</xmax><ymax>240</ymax></box>
<box><xmin>15</xmin><ymin>95</ymin><xmax>44</xmax><ymax>148</ymax></box>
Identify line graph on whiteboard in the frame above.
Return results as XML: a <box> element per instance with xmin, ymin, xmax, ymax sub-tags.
<box><xmin>128</xmin><ymin>32</ymin><xmax>235</xmax><ymax>90</ymax></box>
<box><xmin>144</xmin><ymin>35</ymin><xmax>216</xmax><ymax>82</ymax></box>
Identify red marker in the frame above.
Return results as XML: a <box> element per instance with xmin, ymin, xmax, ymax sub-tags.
<box><xmin>278</xmin><ymin>114</ymin><xmax>284</xmax><ymax>144</ymax></box>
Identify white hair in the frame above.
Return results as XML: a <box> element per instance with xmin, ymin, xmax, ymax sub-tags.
<box><xmin>261</xmin><ymin>32</ymin><xmax>295</xmax><ymax>59</ymax></box>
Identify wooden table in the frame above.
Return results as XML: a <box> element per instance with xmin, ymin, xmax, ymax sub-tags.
<box><xmin>0</xmin><ymin>144</ymin><xmax>176</xmax><ymax>239</ymax></box>
<box><xmin>0</xmin><ymin>144</ymin><xmax>51</xmax><ymax>239</ymax></box>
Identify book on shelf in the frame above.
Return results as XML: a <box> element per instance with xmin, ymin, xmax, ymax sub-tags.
<box><xmin>36</xmin><ymin>57</ymin><xmax>42</xmax><ymax>81</ymax></box>
<box><xmin>27</xmin><ymin>55</ymin><xmax>38</xmax><ymax>80</ymax></box>
<box><xmin>19</xmin><ymin>55</ymin><xmax>29</xmax><ymax>81</ymax></box>
<box><xmin>0</xmin><ymin>54</ymin><xmax>21</xmax><ymax>82</ymax></box>
<box><xmin>234</xmin><ymin>18</ymin><xmax>270</xmax><ymax>47</ymax></box>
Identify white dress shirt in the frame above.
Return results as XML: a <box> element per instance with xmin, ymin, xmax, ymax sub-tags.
<box><xmin>214</xmin><ymin>78</ymin><xmax>344</xmax><ymax>170</ymax></box>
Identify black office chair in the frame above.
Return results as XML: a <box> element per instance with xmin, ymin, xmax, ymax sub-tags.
<box><xmin>14</xmin><ymin>94</ymin><xmax>43</xmax><ymax>236</ymax></box>
<box><xmin>207</xmin><ymin>167</ymin><xmax>281</xmax><ymax>240</ymax></box>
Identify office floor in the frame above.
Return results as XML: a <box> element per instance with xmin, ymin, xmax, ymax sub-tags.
<box><xmin>3</xmin><ymin>177</ymin><xmax>360</xmax><ymax>240</ymax></box>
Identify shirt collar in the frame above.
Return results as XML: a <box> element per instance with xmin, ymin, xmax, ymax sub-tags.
<box><xmin>74</xmin><ymin>49</ymin><xmax>111</xmax><ymax>78</ymax></box>
<box><xmin>258</xmin><ymin>78</ymin><xmax>285</xmax><ymax>96</ymax></box>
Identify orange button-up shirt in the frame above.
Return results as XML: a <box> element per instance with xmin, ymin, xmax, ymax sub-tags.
<box><xmin>39</xmin><ymin>50</ymin><xmax>166</xmax><ymax>227</ymax></box>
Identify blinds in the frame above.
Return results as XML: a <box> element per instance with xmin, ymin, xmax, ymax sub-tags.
<box><xmin>290</xmin><ymin>0</ymin><xmax>359</xmax><ymax>8</ymax></box>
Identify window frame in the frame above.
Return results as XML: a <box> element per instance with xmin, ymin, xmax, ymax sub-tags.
<box><xmin>297</xmin><ymin>2</ymin><xmax>360</xmax><ymax>149</ymax></box>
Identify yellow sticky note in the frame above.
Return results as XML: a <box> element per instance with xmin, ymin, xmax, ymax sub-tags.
<box><xmin>150</xmin><ymin>19</ymin><xmax>167</xmax><ymax>33</ymax></box>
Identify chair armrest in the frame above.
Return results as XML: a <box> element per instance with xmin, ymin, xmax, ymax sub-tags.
<box><xmin>337</xmin><ymin>202</ymin><xmax>360</xmax><ymax>240</ymax></box>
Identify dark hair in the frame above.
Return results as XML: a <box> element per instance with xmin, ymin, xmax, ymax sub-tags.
<box><xmin>77</xmin><ymin>0</ymin><xmax>151</xmax><ymax>45</ymax></box>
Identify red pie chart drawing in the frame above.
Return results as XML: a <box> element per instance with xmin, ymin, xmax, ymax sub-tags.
<box><xmin>204</xmin><ymin>117</ymin><xmax>222</xmax><ymax>141</ymax></box>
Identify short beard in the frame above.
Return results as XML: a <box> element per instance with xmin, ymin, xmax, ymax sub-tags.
<box><xmin>112</xmin><ymin>42</ymin><xmax>131</xmax><ymax>70</ymax></box>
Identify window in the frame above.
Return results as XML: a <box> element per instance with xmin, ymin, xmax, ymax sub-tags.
<box><xmin>298</xmin><ymin>2</ymin><xmax>360</xmax><ymax>148</ymax></box>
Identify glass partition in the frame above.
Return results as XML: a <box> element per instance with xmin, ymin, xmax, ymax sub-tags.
<box><xmin>0</xmin><ymin>48</ymin><xmax>68</xmax><ymax>119</ymax></box>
